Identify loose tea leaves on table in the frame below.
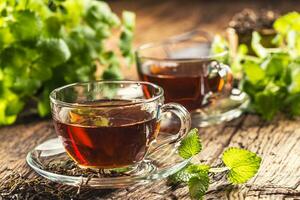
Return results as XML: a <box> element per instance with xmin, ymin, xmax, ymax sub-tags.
<box><xmin>0</xmin><ymin>159</ymin><xmax>127</xmax><ymax>200</ymax></box>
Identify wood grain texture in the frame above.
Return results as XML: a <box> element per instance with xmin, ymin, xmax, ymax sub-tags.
<box><xmin>1</xmin><ymin>0</ymin><xmax>300</xmax><ymax>199</ymax></box>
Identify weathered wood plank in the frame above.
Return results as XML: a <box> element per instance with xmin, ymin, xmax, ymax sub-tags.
<box><xmin>1</xmin><ymin>0</ymin><xmax>300</xmax><ymax>199</ymax></box>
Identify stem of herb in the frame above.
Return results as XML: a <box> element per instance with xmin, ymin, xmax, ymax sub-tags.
<box><xmin>209</xmin><ymin>167</ymin><xmax>229</xmax><ymax>173</ymax></box>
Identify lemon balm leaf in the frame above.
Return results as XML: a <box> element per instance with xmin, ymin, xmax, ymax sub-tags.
<box><xmin>37</xmin><ymin>38</ymin><xmax>71</xmax><ymax>68</ymax></box>
<box><xmin>10</xmin><ymin>10</ymin><xmax>42</xmax><ymax>41</ymax></box>
<box><xmin>222</xmin><ymin>147</ymin><xmax>262</xmax><ymax>184</ymax></box>
<box><xmin>178</xmin><ymin>128</ymin><xmax>202</xmax><ymax>159</ymax></box>
<box><xmin>188</xmin><ymin>166</ymin><xmax>209</xmax><ymax>200</ymax></box>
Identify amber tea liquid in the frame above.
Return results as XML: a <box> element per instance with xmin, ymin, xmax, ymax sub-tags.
<box><xmin>138</xmin><ymin>61</ymin><xmax>223</xmax><ymax>111</ymax></box>
<box><xmin>54</xmin><ymin>100</ymin><xmax>159</xmax><ymax>169</ymax></box>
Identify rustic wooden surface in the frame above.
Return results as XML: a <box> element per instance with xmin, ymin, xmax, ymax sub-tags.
<box><xmin>1</xmin><ymin>0</ymin><xmax>300</xmax><ymax>199</ymax></box>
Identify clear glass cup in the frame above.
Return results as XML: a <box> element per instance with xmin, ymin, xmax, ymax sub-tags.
<box><xmin>136</xmin><ymin>29</ymin><xmax>247</xmax><ymax>127</ymax></box>
<box><xmin>50</xmin><ymin>80</ymin><xmax>191</xmax><ymax>170</ymax></box>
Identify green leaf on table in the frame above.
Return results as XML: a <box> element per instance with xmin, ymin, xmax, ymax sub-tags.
<box><xmin>222</xmin><ymin>147</ymin><xmax>262</xmax><ymax>184</ymax></box>
<box><xmin>169</xmin><ymin>164</ymin><xmax>210</xmax><ymax>184</ymax></box>
<box><xmin>10</xmin><ymin>10</ymin><xmax>42</xmax><ymax>41</ymax></box>
<box><xmin>188</xmin><ymin>165</ymin><xmax>210</xmax><ymax>200</ymax></box>
<box><xmin>178</xmin><ymin>128</ymin><xmax>202</xmax><ymax>159</ymax></box>
<box><xmin>37</xmin><ymin>38</ymin><xmax>71</xmax><ymax>67</ymax></box>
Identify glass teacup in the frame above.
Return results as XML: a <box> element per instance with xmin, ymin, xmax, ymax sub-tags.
<box><xmin>136</xmin><ymin>29</ymin><xmax>241</xmax><ymax>127</ymax></box>
<box><xmin>50</xmin><ymin>81</ymin><xmax>191</xmax><ymax>169</ymax></box>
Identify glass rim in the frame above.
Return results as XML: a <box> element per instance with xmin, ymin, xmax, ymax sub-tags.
<box><xmin>49</xmin><ymin>80</ymin><xmax>164</xmax><ymax>108</ymax></box>
<box><xmin>136</xmin><ymin>28</ymin><xmax>228</xmax><ymax>62</ymax></box>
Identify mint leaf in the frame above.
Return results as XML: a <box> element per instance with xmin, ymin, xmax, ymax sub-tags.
<box><xmin>10</xmin><ymin>10</ymin><xmax>42</xmax><ymax>41</ymax></box>
<box><xmin>169</xmin><ymin>164</ymin><xmax>210</xmax><ymax>184</ymax></box>
<box><xmin>170</xmin><ymin>164</ymin><xmax>210</xmax><ymax>200</ymax></box>
<box><xmin>37</xmin><ymin>38</ymin><xmax>71</xmax><ymax>68</ymax></box>
<box><xmin>243</xmin><ymin>61</ymin><xmax>265</xmax><ymax>84</ymax></box>
<box><xmin>222</xmin><ymin>147</ymin><xmax>262</xmax><ymax>184</ymax></box>
<box><xmin>188</xmin><ymin>167</ymin><xmax>209</xmax><ymax>200</ymax></box>
<box><xmin>261</xmin><ymin>53</ymin><xmax>289</xmax><ymax>78</ymax></box>
<box><xmin>274</xmin><ymin>12</ymin><xmax>300</xmax><ymax>35</ymax></box>
<box><xmin>0</xmin><ymin>0</ymin><xmax>135</xmax><ymax>126</ymax></box>
<box><xmin>178</xmin><ymin>128</ymin><xmax>202</xmax><ymax>159</ymax></box>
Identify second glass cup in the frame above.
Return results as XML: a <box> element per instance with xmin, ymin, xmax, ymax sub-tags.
<box><xmin>136</xmin><ymin>29</ymin><xmax>245</xmax><ymax>127</ymax></box>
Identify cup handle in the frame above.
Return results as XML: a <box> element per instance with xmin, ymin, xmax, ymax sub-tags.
<box><xmin>151</xmin><ymin>103</ymin><xmax>191</xmax><ymax>150</ymax></box>
<box><xmin>207</xmin><ymin>61</ymin><xmax>233</xmax><ymax>93</ymax></box>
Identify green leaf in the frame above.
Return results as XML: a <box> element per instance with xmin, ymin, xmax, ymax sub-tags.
<box><xmin>37</xmin><ymin>88</ymin><xmax>51</xmax><ymax>117</ymax></box>
<box><xmin>285</xmin><ymin>93</ymin><xmax>300</xmax><ymax>116</ymax></box>
<box><xmin>253</xmin><ymin>88</ymin><xmax>281</xmax><ymax>120</ymax></box>
<box><xmin>274</xmin><ymin>12</ymin><xmax>300</xmax><ymax>35</ymax></box>
<box><xmin>85</xmin><ymin>1</ymin><xmax>120</xmax><ymax>28</ymax></box>
<box><xmin>102</xmin><ymin>65</ymin><xmax>123</xmax><ymax>80</ymax></box>
<box><xmin>43</xmin><ymin>16</ymin><xmax>61</xmax><ymax>38</ymax></box>
<box><xmin>261</xmin><ymin>53</ymin><xmax>289</xmax><ymax>78</ymax></box>
<box><xmin>0</xmin><ymin>27</ymin><xmax>13</xmax><ymax>49</ymax></box>
<box><xmin>122</xmin><ymin>11</ymin><xmax>135</xmax><ymax>30</ymax></box>
<box><xmin>178</xmin><ymin>128</ymin><xmax>202</xmax><ymax>159</ymax></box>
<box><xmin>31</xmin><ymin>63</ymin><xmax>53</xmax><ymax>81</ymax></box>
<box><xmin>10</xmin><ymin>10</ymin><xmax>42</xmax><ymax>41</ymax></box>
<box><xmin>243</xmin><ymin>61</ymin><xmax>265</xmax><ymax>84</ymax></box>
<box><xmin>38</xmin><ymin>100</ymin><xmax>50</xmax><ymax>117</ymax></box>
<box><xmin>188</xmin><ymin>168</ymin><xmax>209</xmax><ymax>200</ymax></box>
<box><xmin>288</xmin><ymin>62</ymin><xmax>300</xmax><ymax>94</ymax></box>
<box><xmin>37</xmin><ymin>38</ymin><xmax>71</xmax><ymax>67</ymax></box>
<box><xmin>0</xmin><ymin>46</ymin><xmax>29</xmax><ymax>68</ymax></box>
<box><xmin>12</xmin><ymin>77</ymin><xmax>41</xmax><ymax>96</ymax></box>
<box><xmin>4</xmin><ymin>91</ymin><xmax>24</xmax><ymax>116</ymax></box>
<box><xmin>222</xmin><ymin>147</ymin><xmax>262</xmax><ymax>184</ymax></box>
<box><xmin>251</xmin><ymin>32</ymin><xmax>268</xmax><ymax>58</ymax></box>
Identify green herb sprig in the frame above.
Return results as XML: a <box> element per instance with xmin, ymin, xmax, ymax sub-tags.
<box><xmin>0</xmin><ymin>0</ymin><xmax>135</xmax><ymax>125</ymax></box>
<box><xmin>170</xmin><ymin>128</ymin><xmax>262</xmax><ymax>199</ymax></box>
<box><xmin>212</xmin><ymin>12</ymin><xmax>300</xmax><ymax>120</ymax></box>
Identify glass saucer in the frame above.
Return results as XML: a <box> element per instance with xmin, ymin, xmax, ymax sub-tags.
<box><xmin>26</xmin><ymin>138</ymin><xmax>191</xmax><ymax>188</ymax></box>
<box><xmin>191</xmin><ymin>88</ymin><xmax>249</xmax><ymax>127</ymax></box>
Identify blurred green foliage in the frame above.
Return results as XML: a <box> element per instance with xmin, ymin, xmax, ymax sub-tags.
<box><xmin>212</xmin><ymin>12</ymin><xmax>300</xmax><ymax>120</ymax></box>
<box><xmin>0</xmin><ymin>0</ymin><xmax>135</xmax><ymax>125</ymax></box>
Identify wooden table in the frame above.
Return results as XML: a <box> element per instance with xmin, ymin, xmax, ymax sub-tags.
<box><xmin>1</xmin><ymin>1</ymin><xmax>300</xmax><ymax>199</ymax></box>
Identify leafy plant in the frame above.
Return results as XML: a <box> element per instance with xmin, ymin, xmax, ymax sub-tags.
<box><xmin>170</xmin><ymin>128</ymin><xmax>261</xmax><ymax>200</ymax></box>
<box><xmin>212</xmin><ymin>12</ymin><xmax>300</xmax><ymax>120</ymax></box>
<box><xmin>0</xmin><ymin>0</ymin><xmax>135</xmax><ymax>125</ymax></box>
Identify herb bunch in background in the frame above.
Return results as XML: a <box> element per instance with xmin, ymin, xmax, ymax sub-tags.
<box><xmin>212</xmin><ymin>12</ymin><xmax>300</xmax><ymax>120</ymax></box>
<box><xmin>0</xmin><ymin>0</ymin><xmax>135</xmax><ymax>125</ymax></box>
<box><xmin>170</xmin><ymin>129</ymin><xmax>261</xmax><ymax>199</ymax></box>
